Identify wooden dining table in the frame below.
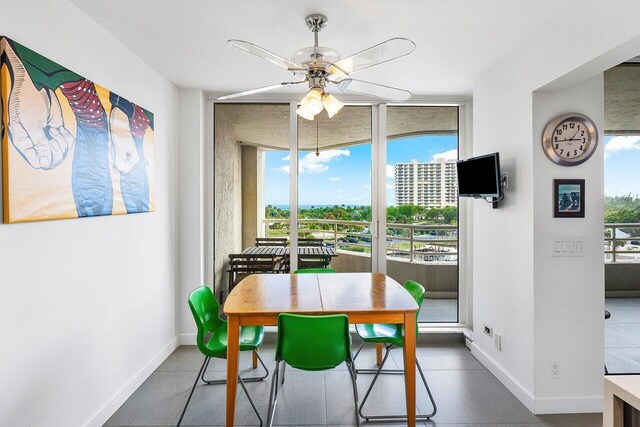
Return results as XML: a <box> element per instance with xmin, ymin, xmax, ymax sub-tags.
<box><xmin>223</xmin><ymin>272</ymin><xmax>420</xmax><ymax>426</ymax></box>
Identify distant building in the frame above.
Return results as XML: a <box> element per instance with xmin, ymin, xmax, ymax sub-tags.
<box><xmin>394</xmin><ymin>158</ymin><xmax>458</xmax><ymax>208</ymax></box>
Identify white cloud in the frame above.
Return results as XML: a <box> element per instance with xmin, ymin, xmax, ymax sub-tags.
<box><xmin>431</xmin><ymin>149</ymin><xmax>458</xmax><ymax>162</ymax></box>
<box><xmin>605</xmin><ymin>136</ymin><xmax>640</xmax><ymax>159</ymax></box>
<box><xmin>329</xmin><ymin>177</ymin><xmax>342</xmax><ymax>182</ymax></box>
<box><xmin>386</xmin><ymin>183</ymin><xmax>394</xmax><ymax>190</ymax></box>
<box><xmin>386</xmin><ymin>164</ymin><xmax>395</xmax><ymax>179</ymax></box>
<box><xmin>277</xmin><ymin>149</ymin><xmax>350</xmax><ymax>174</ymax></box>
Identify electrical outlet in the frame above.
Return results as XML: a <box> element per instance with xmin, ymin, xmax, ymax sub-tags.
<box><xmin>483</xmin><ymin>324</ymin><xmax>493</xmax><ymax>337</ymax></box>
<box><xmin>494</xmin><ymin>333</ymin><xmax>502</xmax><ymax>351</ymax></box>
<box><xmin>550</xmin><ymin>361</ymin><xmax>560</xmax><ymax>378</ymax></box>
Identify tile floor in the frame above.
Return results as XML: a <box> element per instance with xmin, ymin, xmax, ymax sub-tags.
<box><xmin>605</xmin><ymin>297</ymin><xmax>640</xmax><ymax>374</ymax></box>
<box><xmin>105</xmin><ymin>340</ymin><xmax>602</xmax><ymax>426</ymax></box>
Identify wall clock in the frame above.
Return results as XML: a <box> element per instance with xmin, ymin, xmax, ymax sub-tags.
<box><xmin>542</xmin><ymin>112</ymin><xmax>598</xmax><ymax>166</ymax></box>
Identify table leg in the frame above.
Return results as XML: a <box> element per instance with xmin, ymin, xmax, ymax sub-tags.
<box><xmin>402</xmin><ymin>312</ymin><xmax>417</xmax><ymax>427</ymax></box>
<box><xmin>252</xmin><ymin>349</ymin><xmax>258</xmax><ymax>370</ymax></box>
<box><xmin>376</xmin><ymin>343</ymin><xmax>383</xmax><ymax>366</ymax></box>
<box><xmin>226</xmin><ymin>315</ymin><xmax>240</xmax><ymax>427</ymax></box>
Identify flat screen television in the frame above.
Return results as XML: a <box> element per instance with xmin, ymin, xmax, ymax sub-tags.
<box><xmin>457</xmin><ymin>153</ymin><xmax>502</xmax><ymax>198</ymax></box>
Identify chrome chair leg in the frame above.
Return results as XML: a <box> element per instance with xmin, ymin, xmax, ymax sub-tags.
<box><xmin>347</xmin><ymin>361</ymin><xmax>361</xmax><ymax>427</ymax></box>
<box><xmin>201</xmin><ymin>350</ymin><xmax>269</xmax><ymax>384</ymax></box>
<box><xmin>177</xmin><ymin>356</ymin><xmax>208</xmax><ymax>426</ymax></box>
<box><xmin>352</xmin><ymin>341</ymin><xmax>365</xmax><ymax>361</ymax></box>
<box><xmin>280</xmin><ymin>361</ymin><xmax>286</xmax><ymax>386</ymax></box>
<box><xmin>358</xmin><ymin>345</ymin><xmax>437</xmax><ymax>421</ymax></box>
<box><xmin>238</xmin><ymin>375</ymin><xmax>264</xmax><ymax>426</ymax></box>
<box><xmin>266</xmin><ymin>360</ymin><xmax>281</xmax><ymax>427</ymax></box>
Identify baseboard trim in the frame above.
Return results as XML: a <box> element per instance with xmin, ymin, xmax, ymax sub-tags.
<box><xmin>534</xmin><ymin>394</ymin><xmax>603</xmax><ymax>414</ymax></box>
<box><xmin>178</xmin><ymin>332</ymin><xmax>197</xmax><ymax>345</ymax></box>
<box><xmin>469</xmin><ymin>342</ymin><xmax>536</xmax><ymax>412</ymax></box>
<box><xmin>83</xmin><ymin>336</ymin><xmax>178</xmax><ymax>427</ymax></box>
<box><xmin>470</xmin><ymin>343</ymin><xmax>603</xmax><ymax>414</ymax></box>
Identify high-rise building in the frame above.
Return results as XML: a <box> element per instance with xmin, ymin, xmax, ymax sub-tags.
<box><xmin>394</xmin><ymin>158</ymin><xmax>458</xmax><ymax>208</ymax></box>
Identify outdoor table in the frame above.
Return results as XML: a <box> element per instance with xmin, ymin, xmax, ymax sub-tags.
<box><xmin>223</xmin><ymin>272</ymin><xmax>420</xmax><ymax>426</ymax></box>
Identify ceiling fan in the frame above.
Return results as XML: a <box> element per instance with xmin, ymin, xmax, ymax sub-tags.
<box><xmin>217</xmin><ymin>14</ymin><xmax>416</xmax><ymax>120</ymax></box>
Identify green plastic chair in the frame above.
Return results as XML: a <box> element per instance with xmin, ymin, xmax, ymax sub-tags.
<box><xmin>353</xmin><ymin>280</ymin><xmax>437</xmax><ymax>422</ymax></box>
<box><xmin>266</xmin><ymin>314</ymin><xmax>360</xmax><ymax>427</ymax></box>
<box><xmin>177</xmin><ymin>286</ymin><xmax>268</xmax><ymax>426</ymax></box>
<box><xmin>293</xmin><ymin>268</ymin><xmax>336</xmax><ymax>274</ymax></box>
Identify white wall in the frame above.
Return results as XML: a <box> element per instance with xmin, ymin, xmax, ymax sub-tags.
<box><xmin>532</xmin><ymin>75</ymin><xmax>605</xmax><ymax>412</ymax></box>
<box><xmin>177</xmin><ymin>89</ymin><xmax>205</xmax><ymax>340</ymax></box>
<box><xmin>471</xmin><ymin>0</ymin><xmax>640</xmax><ymax>414</ymax></box>
<box><xmin>0</xmin><ymin>1</ymin><xmax>179</xmax><ymax>426</ymax></box>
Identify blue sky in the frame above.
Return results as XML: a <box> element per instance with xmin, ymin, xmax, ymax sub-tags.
<box><xmin>264</xmin><ymin>134</ymin><xmax>637</xmax><ymax>206</ymax></box>
<box><xmin>264</xmin><ymin>134</ymin><xmax>458</xmax><ymax>206</ymax></box>
<box><xmin>604</xmin><ymin>135</ymin><xmax>640</xmax><ymax>197</ymax></box>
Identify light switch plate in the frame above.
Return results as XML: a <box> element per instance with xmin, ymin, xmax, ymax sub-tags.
<box><xmin>551</xmin><ymin>237</ymin><xmax>585</xmax><ymax>257</ymax></box>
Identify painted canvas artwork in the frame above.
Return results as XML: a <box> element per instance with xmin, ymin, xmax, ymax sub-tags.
<box><xmin>0</xmin><ymin>37</ymin><xmax>154</xmax><ymax>223</ymax></box>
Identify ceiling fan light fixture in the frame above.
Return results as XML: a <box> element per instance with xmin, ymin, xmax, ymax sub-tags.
<box><xmin>301</xmin><ymin>87</ymin><xmax>324</xmax><ymax>115</ymax></box>
<box><xmin>296</xmin><ymin>105</ymin><xmax>316</xmax><ymax>121</ymax></box>
<box><xmin>322</xmin><ymin>93</ymin><xmax>344</xmax><ymax>118</ymax></box>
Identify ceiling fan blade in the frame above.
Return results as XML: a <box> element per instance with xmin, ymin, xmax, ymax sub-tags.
<box><xmin>217</xmin><ymin>81</ymin><xmax>305</xmax><ymax>100</ymax></box>
<box><xmin>228</xmin><ymin>40</ymin><xmax>305</xmax><ymax>71</ymax></box>
<box><xmin>336</xmin><ymin>79</ymin><xmax>412</xmax><ymax>102</ymax></box>
<box><xmin>329</xmin><ymin>38</ymin><xmax>416</xmax><ymax>77</ymax></box>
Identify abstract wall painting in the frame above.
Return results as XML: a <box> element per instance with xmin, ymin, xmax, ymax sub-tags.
<box><xmin>0</xmin><ymin>37</ymin><xmax>154</xmax><ymax>223</ymax></box>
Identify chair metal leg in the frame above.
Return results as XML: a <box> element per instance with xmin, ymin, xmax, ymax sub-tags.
<box><xmin>347</xmin><ymin>361</ymin><xmax>361</xmax><ymax>427</ymax></box>
<box><xmin>238</xmin><ymin>375</ymin><xmax>264</xmax><ymax>426</ymax></box>
<box><xmin>201</xmin><ymin>350</ymin><xmax>269</xmax><ymax>384</ymax></box>
<box><xmin>266</xmin><ymin>360</ymin><xmax>281</xmax><ymax>427</ymax></box>
<box><xmin>416</xmin><ymin>358</ymin><xmax>437</xmax><ymax>418</ymax></box>
<box><xmin>280</xmin><ymin>360</ymin><xmax>286</xmax><ymax>386</ymax></box>
<box><xmin>358</xmin><ymin>344</ymin><xmax>437</xmax><ymax>421</ymax></box>
<box><xmin>177</xmin><ymin>356</ymin><xmax>208</xmax><ymax>426</ymax></box>
<box><xmin>352</xmin><ymin>341</ymin><xmax>365</xmax><ymax>361</ymax></box>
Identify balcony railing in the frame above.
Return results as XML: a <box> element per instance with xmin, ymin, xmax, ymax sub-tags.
<box><xmin>263</xmin><ymin>221</ymin><xmax>640</xmax><ymax>264</ymax></box>
<box><xmin>605</xmin><ymin>223</ymin><xmax>640</xmax><ymax>263</ymax></box>
<box><xmin>263</xmin><ymin>218</ymin><xmax>458</xmax><ymax>263</ymax></box>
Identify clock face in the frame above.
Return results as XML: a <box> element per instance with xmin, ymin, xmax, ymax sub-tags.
<box><xmin>542</xmin><ymin>113</ymin><xmax>598</xmax><ymax>166</ymax></box>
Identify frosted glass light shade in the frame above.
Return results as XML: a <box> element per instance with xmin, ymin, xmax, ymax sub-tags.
<box><xmin>296</xmin><ymin>105</ymin><xmax>316</xmax><ymax>120</ymax></box>
<box><xmin>322</xmin><ymin>93</ymin><xmax>344</xmax><ymax>118</ymax></box>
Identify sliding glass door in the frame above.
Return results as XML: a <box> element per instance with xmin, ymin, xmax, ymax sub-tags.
<box><xmin>214</xmin><ymin>102</ymin><xmax>463</xmax><ymax>323</ymax></box>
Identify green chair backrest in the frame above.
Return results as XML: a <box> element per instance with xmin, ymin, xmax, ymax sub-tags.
<box><xmin>293</xmin><ymin>268</ymin><xmax>336</xmax><ymax>274</ymax></box>
<box><xmin>276</xmin><ymin>313</ymin><xmax>351</xmax><ymax>371</ymax></box>
<box><xmin>188</xmin><ymin>286</ymin><xmax>224</xmax><ymax>355</ymax></box>
<box><xmin>404</xmin><ymin>280</ymin><xmax>426</xmax><ymax>335</ymax></box>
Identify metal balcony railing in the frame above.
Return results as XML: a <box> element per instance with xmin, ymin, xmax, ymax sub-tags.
<box><xmin>605</xmin><ymin>223</ymin><xmax>640</xmax><ymax>263</ymax></box>
<box><xmin>263</xmin><ymin>221</ymin><xmax>640</xmax><ymax>264</ymax></box>
<box><xmin>263</xmin><ymin>218</ymin><xmax>458</xmax><ymax>263</ymax></box>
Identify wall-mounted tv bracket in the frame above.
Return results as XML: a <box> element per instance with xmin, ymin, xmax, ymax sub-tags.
<box><xmin>475</xmin><ymin>173</ymin><xmax>508</xmax><ymax>208</ymax></box>
<box><xmin>492</xmin><ymin>173</ymin><xmax>508</xmax><ymax>209</ymax></box>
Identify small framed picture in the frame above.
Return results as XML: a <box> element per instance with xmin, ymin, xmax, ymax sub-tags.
<box><xmin>553</xmin><ymin>179</ymin><xmax>585</xmax><ymax>218</ymax></box>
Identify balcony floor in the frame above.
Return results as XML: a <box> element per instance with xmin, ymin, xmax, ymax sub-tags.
<box><xmin>105</xmin><ymin>341</ymin><xmax>601</xmax><ymax>426</ymax></box>
<box><xmin>420</xmin><ymin>298</ymin><xmax>457</xmax><ymax>323</ymax></box>
<box><xmin>606</xmin><ymin>297</ymin><xmax>640</xmax><ymax>374</ymax></box>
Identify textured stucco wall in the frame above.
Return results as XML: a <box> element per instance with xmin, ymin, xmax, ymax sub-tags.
<box><xmin>241</xmin><ymin>146</ymin><xmax>265</xmax><ymax>248</ymax></box>
<box><xmin>214</xmin><ymin>107</ymin><xmax>242</xmax><ymax>297</ymax></box>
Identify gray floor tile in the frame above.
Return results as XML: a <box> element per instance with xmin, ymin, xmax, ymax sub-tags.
<box><xmin>606</xmin><ymin>323</ymin><xmax>640</xmax><ymax>348</ymax></box>
<box><xmin>417</xmin><ymin>370</ymin><xmax>540</xmax><ymax>425</ymax></box>
<box><xmin>106</xmin><ymin>343</ymin><xmax>604</xmax><ymax>427</ymax></box>
<box><xmin>391</xmin><ymin>343</ymin><xmax>484</xmax><ymax>371</ymax></box>
<box><xmin>606</xmin><ymin>347</ymin><xmax>640</xmax><ymax>373</ymax></box>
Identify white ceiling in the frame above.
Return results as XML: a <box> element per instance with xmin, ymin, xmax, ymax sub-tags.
<box><xmin>71</xmin><ymin>0</ymin><xmax>580</xmax><ymax>96</ymax></box>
